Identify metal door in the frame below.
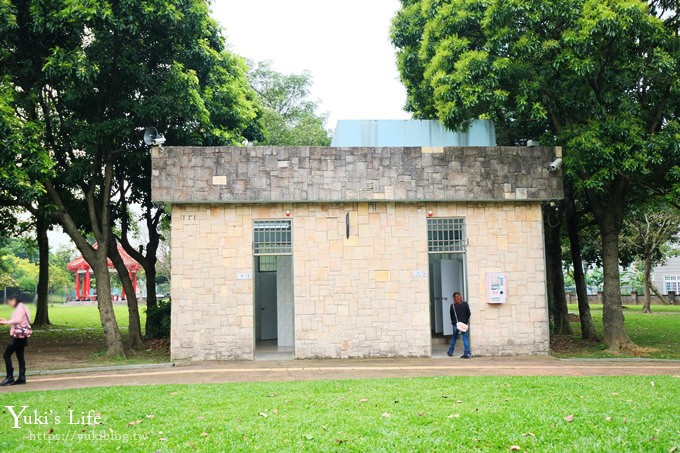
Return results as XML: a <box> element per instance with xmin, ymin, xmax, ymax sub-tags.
<box><xmin>255</xmin><ymin>266</ymin><xmax>278</xmax><ymax>340</ymax></box>
<box><xmin>440</xmin><ymin>258</ymin><xmax>465</xmax><ymax>335</ymax></box>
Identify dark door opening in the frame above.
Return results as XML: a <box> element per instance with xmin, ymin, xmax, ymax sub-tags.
<box><xmin>253</xmin><ymin>220</ymin><xmax>295</xmax><ymax>358</ymax></box>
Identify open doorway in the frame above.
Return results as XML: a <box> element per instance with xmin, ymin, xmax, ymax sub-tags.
<box><xmin>427</xmin><ymin>218</ymin><xmax>468</xmax><ymax>355</ymax></box>
<box><xmin>429</xmin><ymin>254</ymin><xmax>467</xmax><ymax>335</ymax></box>
<box><xmin>253</xmin><ymin>220</ymin><xmax>294</xmax><ymax>358</ymax></box>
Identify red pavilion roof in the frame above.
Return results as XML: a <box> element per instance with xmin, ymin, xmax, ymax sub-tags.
<box><xmin>67</xmin><ymin>243</ymin><xmax>141</xmax><ymax>271</ymax></box>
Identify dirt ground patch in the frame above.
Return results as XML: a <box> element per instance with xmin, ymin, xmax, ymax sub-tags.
<box><xmin>551</xmin><ymin>335</ymin><xmax>661</xmax><ymax>358</ymax></box>
<box><xmin>550</xmin><ymin>334</ymin><xmax>600</xmax><ymax>355</ymax></box>
<box><xmin>10</xmin><ymin>330</ymin><xmax>170</xmax><ymax>371</ymax></box>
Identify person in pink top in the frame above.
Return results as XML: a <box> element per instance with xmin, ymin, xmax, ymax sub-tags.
<box><xmin>0</xmin><ymin>294</ymin><xmax>31</xmax><ymax>386</ymax></box>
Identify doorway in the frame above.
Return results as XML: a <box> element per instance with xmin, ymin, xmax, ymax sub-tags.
<box><xmin>255</xmin><ymin>256</ymin><xmax>278</xmax><ymax>341</ymax></box>
<box><xmin>429</xmin><ymin>254</ymin><xmax>467</xmax><ymax>335</ymax></box>
<box><xmin>253</xmin><ymin>220</ymin><xmax>294</xmax><ymax>358</ymax></box>
<box><xmin>427</xmin><ymin>218</ymin><xmax>468</xmax><ymax>350</ymax></box>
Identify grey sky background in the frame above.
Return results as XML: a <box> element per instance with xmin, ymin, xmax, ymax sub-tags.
<box><xmin>213</xmin><ymin>0</ymin><xmax>410</xmax><ymax>128</ymax></box>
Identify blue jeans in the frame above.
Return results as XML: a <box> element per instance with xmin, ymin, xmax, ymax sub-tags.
<box><xmin>448</xmin><ymin>325</ymin><xmax>470</xmax><ymax>355</ymax></box>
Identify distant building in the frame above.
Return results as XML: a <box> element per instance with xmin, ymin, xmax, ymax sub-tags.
<box><xmin>331</xmin><ymin>119</ymin><xmax>497</xmax><ymax>147</ymax></box>
<box><xmin>653</xmin><ymin>255</ymin><xmax>680</xmax><ymax>295</ymax></box>
<box><xmin>151</xmin><ymin>120</ymin><xmax>563</xmax><ymax>361</ymax></box>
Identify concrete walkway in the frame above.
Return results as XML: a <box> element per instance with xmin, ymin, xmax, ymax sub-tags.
<box><xmin>3</xmin><ymin>356</ymin><xmax>680</xmax><ymax>393</ymax></box>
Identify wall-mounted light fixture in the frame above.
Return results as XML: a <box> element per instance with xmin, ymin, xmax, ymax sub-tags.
<box><xmin>285</xmin><ymin>210</ymin><xmax>291</xmax><ymax>217</ymax></box>
<box><xmin>427</xmin><ymin>210</ymin><xmax>434</xmax><ymax>217</ymax></box>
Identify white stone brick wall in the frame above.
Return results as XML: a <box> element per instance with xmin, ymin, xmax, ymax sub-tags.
<box><xmin>170</xmin><ymin>206</ymin><xmax>255</xmax><ymax>361</ymax></box>
<box><xmin>290</xmin><ymin>202</ymin><xmax>431</xmax><ymax>358</ymax></box>
<box><xmin>428</xmin><ymin>202</ymin><xmax>550</xmax><ymax>356</ymax></box>
<box><xmin>170</xmin><ymin>201</ymin><xmax>549</xmax><ymax>361</ymax></box>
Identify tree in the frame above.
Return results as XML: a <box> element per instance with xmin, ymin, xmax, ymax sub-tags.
<box><xmin>250</xmin><ymin>61</ymin><xmax>332</xmax><ymax>146</ymax></box>
<box><xmin>155</xmin><ymin>215</ymin><xmax>172</xmax><ymax>295</ymax></box>
<box><xmin>0</xmin><ymin>257</ymin><xmax>15</xmax><ymax>289</ymax></box>
<box><xmin>0</xmin><ymin>75</ymin><xmax>48</xmax><ymax>308</ymax></box>
<box><xmin>0</xmin><ymin>255</ymin><xmax>38</xmax><ymax>292</ymax></box>
<box><xmin>33</xmin><ymin>208</ymin><xmax>51</xmax><ymax>325</ymax></box>
<box><xmin>543</xmin><ymin>203</ymin><xmax>572</xmax><ymax>335</ymax></box>
<box><xmin>1</xmin><ymin>0</ymin><xmax>260</xmax><ymax>355</ymax></box>
<box><xmin>4</xmin><ymin>218</ymin><xmax>52</xmax><ymax>325</ymax></box>
<box><xmin>621</xmin><ymin>205</ymin><xmax>680</xmax><ymax>312</ymax></box>
<box><xmin>391</xmin><ymin>0</ymin><xmax>680</xmax><ymax>352</ymax></box>
<box><xmin>115</xmin><ymin>179</ymin><xmax>166</xmax><ymax>338</ymax></box>
<box><xmin>564</xmin><ymin>184</ymin><xmax>596</xmax><ymax>339</ymax></box>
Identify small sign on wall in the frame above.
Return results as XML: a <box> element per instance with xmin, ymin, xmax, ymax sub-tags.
<box><xmin>486</xmin><ymin>272</ymin><xmax>507</xmax><ymax>304</ymax></box>
<box><xmin>237</xmin><ymin>273</ymin><xmax>252</xmax><ymax>280</ymax></box>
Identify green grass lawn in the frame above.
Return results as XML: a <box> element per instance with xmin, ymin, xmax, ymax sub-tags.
<box><xmin>567</xmin><ymin>303</ymin><xmax>680</xmax><ymax>313</ymax></box>
<box><xmin>0</xmin><ymin>304</ymin><xmax>142</xmax><ymax>330</ymax></box>
<box><xmin>0</xmin><ymin>376</ymin><xmax>678</xmax><ymax>452</ymax></box>
<box><xmin>554</xmin><ymin>305</ymin><xmax>680</xmax><ymax>359</ymax></box>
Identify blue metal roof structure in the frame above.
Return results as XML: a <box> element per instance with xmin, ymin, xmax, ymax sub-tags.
<box><xmin>330</xmin><ymin>119</ymin><xmax>496</xmax><ymax>147</ymax></box>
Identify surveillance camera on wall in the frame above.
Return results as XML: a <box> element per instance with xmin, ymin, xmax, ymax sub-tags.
<box><xmin>548</xmin><ymin>158</ymin><xmax>563</xmax><ymax>173</ymax></box>
<box><xmin>144</xmin><ymin>127</ymin><xmax>166</xmax><ymax>147</ymax></box>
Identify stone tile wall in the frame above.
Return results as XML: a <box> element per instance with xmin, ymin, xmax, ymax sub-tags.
<box><xmin>152</xmin><ymin>146</ymin><xmax>563</xmax><ymax>204</ymax></box>
<box><xmin>170</xmin><ymin>201</ymin><xmax>549</xmax><ymax>361</ymax></box>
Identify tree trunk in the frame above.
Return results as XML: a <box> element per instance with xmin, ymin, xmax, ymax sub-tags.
<box><xmin>543</xmin><ymin>204</ymin><xmax>572</xmax><ymax>335</ymax></box>
<box><xmin>144</xmin><ymin>264</ymin><xmax>158</xmax><ymax>328</ymax></box>
<box><xmin>651</xmin><ymin>284</ymin><xmax>669</xmax><ymax>305</ymax></box>
<box><xmin>108</xmin><ymin>244</ymin><xmax>145</xmax><ymax>349</ymax></box>
<box><xmin>642</xmin><ymin>256</ymin><xmax>653</xmax><ymax>313</ymax></box>
<box><xmin>599</xmin><ymin>227</ymin><xmax>635</xmax><ymax>351</ymax></box>
<box><xmin>92</xmin><ymin>260</ymin><xmax>126</xmax><ymax>357</ymax></box>
<box><xmin>587</xmin><ymin>182</ymin><xmax>636</xmax><ymax>352</ymax></box>
<box><xmin>118</xmin><ymin>199</ymin><xmax>162</xmax><ymax>336</ymax></box>
<box><xmin>33</xmin><ymin>213</ymin><xmax>51</xmax><ymax>326</ymax></box>
<box><xmin>564</xmin><ymin>185</ymin><xmax>596</xmax><ymax>340</ymax></box>
<box><xmin>43</xmin><ymin>158</ymin><xmax>126</xmax><ymax>356</ymax></box>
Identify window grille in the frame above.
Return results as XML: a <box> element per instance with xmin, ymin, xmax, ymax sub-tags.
<box><xmin>664</xmin><ymin>275</ymin><xmax>679</xmax><ymax>295</ymax></box>
<box><xmin>253</xmin><ymin>220</ymin><xmax>292</xmax><ymax>255</ymax></box>
<box><xmin>258</xmin><ymin>256</ymin><xmax>277</xmax><ymax>272</ymax></box>
<box><xmin>427</xmin><ymin>218</ymin><xmax>466</xmax><ymax>253</ymax></box>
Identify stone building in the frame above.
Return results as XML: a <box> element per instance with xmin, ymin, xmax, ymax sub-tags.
<box><xmin>151</xmin><ymin>133</ymin><xmax>563</xmax><ymax>361</ymax></box>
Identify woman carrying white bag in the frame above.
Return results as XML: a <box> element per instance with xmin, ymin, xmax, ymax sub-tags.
<box><xmin>447</xmin><ymin>292</ymin><xmax>472</xmax><ymax>359</ymax></box>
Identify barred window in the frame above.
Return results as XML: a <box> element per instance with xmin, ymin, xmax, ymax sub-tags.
<box><xmin>664</xmin><ymin>275</ymin><xmax>680</xmax><ymax>295</ymax></box>
<box><xmin>427</xmin><ymin>218</ymin><xmax>466</xmax><ymax>253</ymax></box>
<box><xmin>258</xmin><ymin>256</ymin><xmax>277</xmax><ymax>272</ymax></box>
<box><xmin>253</xmin><ymin>220</ymin><xmax>292</xmax><ymax>255</ymax></box>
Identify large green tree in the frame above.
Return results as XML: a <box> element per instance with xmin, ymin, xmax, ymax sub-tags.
<box><xmin>250</xmin><ymin>61</ymin><xmax>332</xmax><ymax>146</ymax></box>
<box><xmin>0</xmin><ymin>0</ymin><xmax>260</xmax><ymax>355</ymax></box>
<box><xmin>392</xmin><ymin>0</ymin><xmax>680</xmax><ymax>351</ymax></box>
<box><xmin>0</xmin><ymin>64</ymin><xmax>53</xmax><ymax>322</ymax></box>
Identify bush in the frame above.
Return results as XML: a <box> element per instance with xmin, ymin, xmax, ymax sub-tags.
<box><xmin>146</xmin><ymin>299</ymin><xmax>171</xmax><ymax>339</ymax></box>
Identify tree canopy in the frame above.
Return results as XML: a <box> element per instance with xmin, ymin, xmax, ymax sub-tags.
<box><xmin>249</xmin><ymin>61</ymin><xmax>332</xmax><ymax>146</ymax></box>
<box><xmin>0</xmin><ymin>0</ymin><xmax>261</xmax><ymax>355</ymax></box>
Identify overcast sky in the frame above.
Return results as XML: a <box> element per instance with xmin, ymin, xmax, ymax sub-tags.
<box><xmin>213</xmin><ymin>0</ymin><xmax>411</xmax><ymax>128</ymax></box>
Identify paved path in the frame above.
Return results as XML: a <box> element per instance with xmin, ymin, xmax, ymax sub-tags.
<box><xmin>3</xmin><ymin>356</ymin><xmax>679</xmax><ymax>393</ymax></box>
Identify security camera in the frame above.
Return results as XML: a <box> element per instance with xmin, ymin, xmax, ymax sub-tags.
<box><xmin>151</xmin><ymin>136</ymin><xmax>166</xmax><ymax>146</ymax></box>
<box><xmin>548</xmin><ymin>158</ymin><xmax>563</xmax><ymax>173</ymax></box>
